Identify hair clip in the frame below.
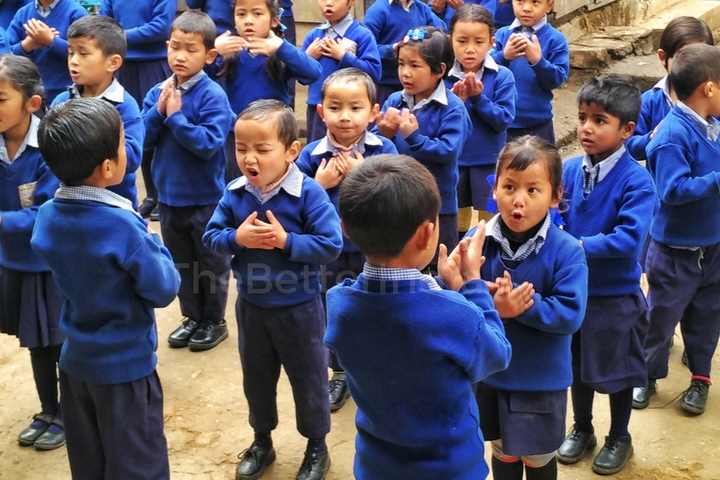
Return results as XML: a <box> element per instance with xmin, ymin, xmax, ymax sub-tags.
<box><xmin>278</xmin><ymin>7</ymin><xmax>287</xmax><ymax>32</ymax></box>
<box><xmin>403</xmin><ymin>28</ymin><xmax>428</xmax><ymax>43</ymax></box>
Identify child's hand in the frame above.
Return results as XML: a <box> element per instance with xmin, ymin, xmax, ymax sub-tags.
<box><xmin>20</xmin><ymin>35</ymin><xmax>42</xmax><ymax>53</ymax></box>
<box><xmin>215</xmin><ymin>31</ymin><xmax>247</xmax><ymax>56</ymax></box>
<box><xmin>253</xmin><ymin>210</ymin><xmax>288</xmax><ymax>249</ymax></box>
<box><xmin>156</xmin><ymin>81</ymin><xmax>174</xmax><ymax>115</ymax></box>
<box><xmin>459</xmin><ymin>220</ymin><xmax>486</xmax><ymax>282</ymax></box>
<box><xmin>485</xmin><ymin>280</ymin><xmax>499</xmax><ymax>295</ymax></box>
<box><xmin>376</xmin><ymin>107</ymin><xmax>401</xmax><ymax>138</ymax></box>
<box><xmin>447</xmin><ymin>0</ymin><xmax>463</xmax><ymax>7</ymax></box>
<box><xmin>524</xmin><ymin>34</ymin><xmax>543</xmax><ymax>64</ymax></box>
<box><xmin>493</xmin><ymin>271</ymin><xmax>535</xmax><ymax>318</ymax></box>
<box><xmin>451</xmin><ymin>80</ymin><xmax>467</xmax><ymax>102</ymax></box>
<box><xmin>305</xmin><ymin>38</ymin><xmax>324</xmax><ymax>59</ymax></box>
<box><xmin>24</xmin><ymin>19</ymin><xmax>54</xmax><ymax>46</ymax></box>
<box><xmin>438</xmin><ymin>243</ymin><xmax>464</xmax><ymax>291</ymax></box>
<box><xmin>321</xmin><ymin>36</ymin><xmax>347</xmax><ymax>61</ymax></box>
<box><xmin>335</xmin><ymin>150</ymin><xmax>363</xmax><ymax>175</ymax></box>
<box><xmin>399</xmin><ymin>108</ymin><xmax>419</xmax><ymax>138</ymax></box>
<box><xmin>464</xmin><ymin>73</ymin><xmax>484</xmax><ymax>97</ymax></box>
<box><xmin>247</xmin><ymin>30</ymin><xmax>284</xmax><ymax>57</ymax></box>
<box><xmin>503</xmin><ymin>33</ymin><xmax>527</xmax><ymax>61</ymax></box>
<box><xmin>235</xmin><ymin>211</ymin><xmax>276</xmax><ymax>249</ymax></box>
<box><xmin>315</xmin><ymin>157</ymin><xmax>344</xmax><ymax>190</ymax></box>
<box><xmin>166</xmin><ymin>87</ymin><xmax>182</xmax><ymax>116</ymax></box>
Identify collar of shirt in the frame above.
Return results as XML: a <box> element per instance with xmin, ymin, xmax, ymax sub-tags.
<box><xmin>159</xmin><ymin>70</ymin><xmax>206</xmax><ymax>94</ymax></box>
<box><xmin>318</xmin><ymin>14</ymin><xmax>353</xmax><ymax>38</ymax></box>
<box><xmin>69</xmin><ymin>77</ymin><xmax>126</xmax><ymax>104</ymax></box>
<box><xmin>54</xmin><ymin>184</ymin><xmax>138</xmax><ymax>215</ymax></box>
<box><xmin>652</xmin><ymin>76</ymin><xmax>673</xmax><ymax>110</ymax></box>
<box><xmin>35</xmin><ymin>0</ymin><xmax>60</xmax><ymax>16</ymax></box>
<box><xmin>401</xmin><ymin>80</ymin><xmax>447</xmax><ymax>112</ymax></box>
<box><xmin>310</xmin><ymin>130</ymin><xmax>382</xmax><ymax>157</ymax></box>
<box><xmin>0</xmin><ymin>115</ymin><xmax>40</xmax><ymax>165</ymax></box>
<box><xmin>447</xmin><ymin>54</ymin><xmax>499</xmax><ymax>81</ymax></box>
<box><xmin>486</xmin><ymin>212</ymin><xmax>551</xmax><ymax>262</ymax></box>
<box><xmin>362</xmin><ymin>263</ymin><xmax>442</xmax><ymax>291</ymax></box>
<box><xmin>677</xmin><ymin>101</ymin><xmax>720</xmax><ymax>141</ymax></box>
<box><xmin>229</xmin><ymin>162</ymin><xmax>303</xmax><ymax>204</ymax></box>
<box><xmin>389</xmin><ymin>0</ymin><xmax>414</xmax><ymax>11</ymax></box>
<box><xmin>509</xmin><ymin>15</ymin><xmax>547</xmax><ymax>38</ymax></box>
<box><xmin>581</xmin><ymin>144</ymin><xmax>626</xmax><ymax>191</ymax></box>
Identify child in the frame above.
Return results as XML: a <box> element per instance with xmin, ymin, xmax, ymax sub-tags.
<box><xmin>31</xmin><ymin>98</ymin><xmax>180</xmax><ymax>479</ymax></box>
<box><xmin>626</xmin><ymin>16</ymin><xmax>713</xmax><ymax>161</ymax></box>
<box><xmin>302</xmin><ymin>0</ymin><xmax>381</xmax><ymax>143</ymax></box>
<box><xmin>203</xmin><ymin>99</ymin><xmax>343</xmax><ymax>480</ymax></box>
<box><xmin>0</xmin><ymin>55</ymin><xmax>64</xmax><ymax>451</ymax></box>
<box><xmin>473</xmin><ymin>136</ymin><xmax>588</xmax><ymax>480</ymax></box>
<box><xmin>212</xmin><ymin>0</ymin><xmax>321</xmax><ymax>182</ymax></box>
<box><xmin>7</xmin><ymin>0</ymin><xmax>87</xmax><ymax>101</ymax></box>
<box><xmin>325</xmin><ymin>154</ymin><xmax>511</xmax><ymax>479</ymax></box>
<box><xmin>447</xmin><ymin>4</ymin><xmax>516</xmax><ymax>236</ymax></box>
<box><xmin>490</xmin><ymin>0</ymin><xmax>569</xmax><ymax>144</ymax></box>
<box><xmin>142</xmin><ymin>10</ymin><xmax>235</xmax><ymax>351</ymax></box>
<box><xmin>558</xmin><ymin>75</ymin><xmax>657</xmax><ymax>475</ymax></box>
<box><xmin>51</xmin><ymin>15</ymin><xmax>143</xmax><ymax>209</ymax></box>
<box><xmin>362</xmin><ymin>0</ymin><xmax>445</xmax><ymax>108</ymax></box>
<box><xmin>295</xmin><ymin>68</ymin><xmax>397</xmax><ymax>412</ymax></box>
<box><xmin>375</xmin><ymin>27</ymin><xmax>471</xmax><ymax>270</ymax></box>
<box><xmin>431</xmin><ymin>0</ymin><xmax>496</xmax><ymax>26</ymax></box>
<box><xmin>642</xmin><ymin>43</ymin><xmax>720</xmax><ymax>416</ymax></box>
<box><xmin>99</xmin><ymin>0</ymin><xmax>176</xmax><ymax>218</ymax></box>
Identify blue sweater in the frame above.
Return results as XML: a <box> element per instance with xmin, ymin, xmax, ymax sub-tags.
<box><xmin>562</xmin><ymin>151</ymin><xmax>658</xmax><ymax>296</ymax></box>
<box><xmin>434</xmin><ymin>0</ymin><xmax>496</xmax><ymax>25</ymax></box>
<box><xmin>185</xmin><ymin>0</ymin><xmax>234</xmax><ymax>35</ymax></box>
<box><xmin>203</xmin><ymin>170</ymin><xmax>343</xmax><ymax>308</ymax></box>
<box><xmin>491</xmin><ymin>24</ymin><xmax>569</xmax><ymax>128</ymax></box>
<box><xmin>31</xmin><ymin>199</ymin><xmax>180</xmax><ymax>385</ymax></box>
<box><xmin>362</xmin><ymin>0</ymin><xmax>445</xmax><ymax>87</ymax></box>
<box><xmin>647</xmin><ymin>106</ymin><xmax>720</xmax><ymax>247</ymax></box>
<box><xmin>142</xmin><ymin>74</ymin><xmax>235</xmax><ymax>207</ymax></box>
<box><xmin>445</xmin><ymin>63</ymin><xmax>516</xmax><ymax>167</ymax></box>
<box><xmin>476</xmin><ymin>222</ymin><xmax>587</xmax><ymax>391</ymax></box>
<box><xmin>0</xmin><ymin>141</ymin><xmax>58</xmax><ymax>272</ymax></box>
<box><xmin>627</xmin><ymin>80</ymin><xmax>671</xmax><ymax>161</ymax></box>
<box><xmin>99</xmin><ymin>0</ymin><xmax>175</xmax><ymax>61</ymax></box>
<box><xmin>8</xmin><ymin>0</ymin><xmax>88</xmax><ymax>101</ymax></box>
<box><xmin>302</xmin><ymin>20</ymin><xmax>382</xmax><ymax>106</ymax></box>
<box><xmin>326</xmin><ymin>276</ymin><xmax>511</xmax><ymax>480</ymax></box>
<box><xmin>0</xmin><ymin>0</ymin><xmax>30</xmax><ymax>29</ymax></box>
<box><xmin>374</xmin><ymin>89</ymin><xmax>471</xmax><ymax>214</ymax></box>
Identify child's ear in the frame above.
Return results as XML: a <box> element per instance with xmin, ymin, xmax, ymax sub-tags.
<box><xmin>101</xmin><ymin>159</ymin><xmax>114</xmax><ymax>180</ymax></box>
<box><xmin>205</xmin><ymin>48</ymin><xmax>219</xmax><ymax>65</ymax></box>
<box><xmin>107</xmin><ymin>53</ymin><xmax>123</xmax><ymax>73</ymax></box>
<box><xmin>316</xmin><ymin>104</ymin><xmax>325</xmax><ymax>122</ymax></box>
<box><xmin>286</xmin><ymin>140</ymin><xmax>302</xmax><ymax>162</ymax></box>
<box><xmin>438</xmin><ymin>62</ymin><xmax>447</xmax><ymax>78</ymax></box>
<box><xmin>492</xmin><ymin>189</ymin><xmax>497</xmax><ymax>201</ymax></box>
<box><xmin>545</xmin><ymin>0</ymin><xmax>555</xmax><ymax>13</ymax></box>
<box><xmin>490</xmin><ymin>35</ymin><xmax>496</xmax><ymax>46</ymax></box>
<box><xmin>26</xmin><ymin>94</ymin><xmax>42</xmax><ymax>114</ymax></box>
<box><xmin>369</xmin><ymin>103</ymin><xmax>380</xmax><ymax>123</ymax></box>
<box><xmin>415</xmin><ymin>219</ymin><xmax>435</xmax><ymax>251</ymax></box>
<box><xmin>551</xmin><ymin>186</ymin><xmax>563</xmax><ymax>209</ymax></box>
<box><xmin>620</xmin><ymin>121</ymin><xmax>636</xmax><ymax>139</ymax></box>
<box><xmin>271</xmin><ymin>16</ymin><xmax>280</xmax><ymax>29</ymax></box>
<box><xmin>657</xmin><ymin>48</ymin><xmax>668</xmax><ymax>69</ymax></box>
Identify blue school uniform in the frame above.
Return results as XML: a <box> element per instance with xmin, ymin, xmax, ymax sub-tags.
<box><xmin>434</xmin><ymin>0</ymin><xmax>497</xmax><ymax>25</ymax></box>
<box><xmin>627</xmin><ymin>76</ymin><xmax>673</xmax><ymax>161</ymax></box>
<box><xmin>99</xmin><ymin>0</ymin><xmax>175</xmax><ymax>62</ymax></box>
<box><xmin>0</xmin><ymin>0</ymin><xmax>31</xmax><ymax>29</ymax></box>
<box><xmin>185</xmin><ymin>0</ymin><xmax>234</xmax><ymax>36</ymax></box>
<box><xmin>8</xmin><ymin>0</ymin><xmax>88</xmax><ymax>101</ymax></box>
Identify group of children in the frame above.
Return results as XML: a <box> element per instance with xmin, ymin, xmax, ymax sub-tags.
<box><xmin>0</xmin><ymin>0</ymin><xmax>718</xmax><ymax>478</ymax></box>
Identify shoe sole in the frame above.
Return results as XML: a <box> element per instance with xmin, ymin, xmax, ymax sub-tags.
<box><xmin>680</xmin><ymin>400</ymin><xmax>705</xmax><ymax>415</ymax></box>
<box><xmin>592</xmin><ymin>444</ymin><xmax>633</xmax><ymax>475</ymax></box>
<box><xmin>556</xmin><ymin>436</ymin><xmax>597</xmax><ymax>464</ymax></box>
<box><xmin>34</xmin><ymin>440</ymin><xmax>66</xmax><ymax>451</ymax></box>
<box><xmin>631</xmin><ymin>399</ymin><xmax>650</xmax><ymax>409</ymax></box>
<box><xmin>168</xmin><ymin>338</ymin><xmax>190</xmax><ymax>348</ymax></box>
<box><xmin>236</xmin><ymin>449</ymin><xmax>276</xmax><ymax>480</ymax></box>
<box><xmin>330</xmin><ymin>392</ymin><xmax>350</xmax><ymax>412</ymax></box>
<box><xmin>189</xmin><ymin>331</ymin><xmax>229</xmax><ymax>352</ymax></box>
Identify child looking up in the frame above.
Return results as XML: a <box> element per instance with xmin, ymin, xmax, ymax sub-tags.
<box><xmin>558</xmin><ymin>74</ymin><xmax>658</xmax><ymax>475</ymax></box>
<box><xmin>203</xmin><ymin>99</ymin><xmax>342</xmax><ymax>480</ymax></box>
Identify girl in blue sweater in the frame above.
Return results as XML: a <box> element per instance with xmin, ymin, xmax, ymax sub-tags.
<box><xmin>471</xmin><ymin>136</ymin><xmax>588</xmax><ymax>480</ymax></box>
<box><xmin>0</xmin><ymin>55</ymin><xmax>65</xmax><ymax>450</ymax></box>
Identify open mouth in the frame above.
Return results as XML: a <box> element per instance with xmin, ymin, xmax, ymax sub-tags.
<box><xmin>511</xmin><ymin>212</ymin><xmax>523</xmax><ymax>220</ymax></box>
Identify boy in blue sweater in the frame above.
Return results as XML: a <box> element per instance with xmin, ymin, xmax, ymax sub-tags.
<box><xmin>558</xmin><ymin>74</ymin><xmax>658</xmax><ymax>475</ymax></box>
<box><xmin>31</xmin><ymin>98</ymin><xmax>180</xmax><ymax>480</ymax></box>
<box><xmin>203</xmin><ymin>99</ymin><xmax>342</xmax><ymax>480</ymax></box>
<box><xmin>640</xmin><ymin>44</ymin><xmax>720</xmax><ymax>416</ymax></box>
<box><xmin>490</xmin><ymin>0</ymin><xmax>568</xmax><ymax>144</ymax></box>
<box><xmin>143</xmin><ymin>11</ymin><xmax>235</xmax><ymax>352</ymax></box>
<box><xmin>52</xmin><ymin>15</ymin><xmax>144</xmax><ymax>209</ymax></box>
<box><xmin>325</xmin><ymin>154</ymin><xmax>511</xmax><ymax>480</ymax></box>
<box><xmin>296</xmin><ymin>68</ymin><xmax>397</xmax><ymax>412</ymax></box>
<box><xmin>7</xmin><ymin>0</ymin><xmax>87</xmax><ymax>101</ymax></box>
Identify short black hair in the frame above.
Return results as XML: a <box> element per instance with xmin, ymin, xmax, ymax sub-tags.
<box><xmin>669</xmin><ymin>43</ymin><xmax>720</xmax><ymax>101</ymax></box>
<box><xmin>449</xmin><ymin>4</ymin><xmax>494</xmax><ymax>34</ymax></box>
<box><xmin>39</xmin><ymin>98</ymin><xmax>122</xmax><ymax>186</ymax></box>
<box><xmin>397</xmin><ymin>26</ymin><xmax>454</xmax><ymax>79</ymax></box>
<box><xmin>171</xmin><ymin>10</ymin><xmax>217</xmax><ymax>51</ymax></box>
<box><xmin>321</xmin><ymin>67</ymin><xmax>376</xmax><ymax>104</ymax></box>
<box><xmin>236</xmin><ymin>99</ymin><xmax>298</xmax><ymax>148</ymax></box>
<box><xmin>496</xmin><ymin>135</ymin><xmax>563</xmax><ymax>202</ymax></box>
<box><xmin>659</xmin><ymin>16</ymin><xmax>714</xmax><ymax>63</ymax></box>
<box><xmin>68</xmin><ymin>15</ymin><xmax>127</xmax><ymax>59</ymax></box>
<box><xmin>339</xmin><ymin>154</ymin><xmax>441</xmax><ymax>258</ymax></box>
<box><xmin>577</xmin><ymin>74</ymin><xmax>641</xmax><ymax>126</ymax></box>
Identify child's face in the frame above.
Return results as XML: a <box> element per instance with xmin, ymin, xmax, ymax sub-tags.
<box><xmin>318</xmin><ymin>80</ymin><xmax>379</xmax><ymax>146</ymax></box>
<box><xmin>234</xmin><ymin>0</ymin><xmax>279</xmax><ymax>41</ymax></box>
<box><xmin>577</xmin><ymin>102</ymin><xmax>633</xmax><ymax>163</ymax></box>
<box><xmin>0</xmin><ymin>79</ymin><xmax>30</xmax><ymax>136</ymax></box>
<box><xmin>512</xmin><ymin>0</ymin><xmax>554</xmax><ymax>27</ymax></box>
<box><xmin>398</xmin><ymin>46</ymin><xmax>444</xmax><ymax>103</ymax></box>
<box><xmin>68</xmin><ymin>37</ymin><xmax>117</xmax><ymax>92</ymax></box>
<box><xmin>451</xmin><ymin>21</ymin><xmax>494</xmax><ymax>73</ymax></box>
<box><xmin>166</xmin><ymin>30</ymin><xmax>216</xmax><ymax>85</ymax></box>
<box><xmin>493</xmin><ymin>160</ymin><xmax>559</xmax><ymax>234</ymax></box>
<box><xmin>234</xmin><ymin>118</ymin><xmax>300</xmax><ymax>187</ymax></box>
<box><xmin>318</xmin><ymin>0</ymin><xmax>355</xmax><ymax>25</ymax></box>
<box><xmin>658</xmin><ymin>41</ymin><xmax>705</xmax><ymax>73</ymax></box>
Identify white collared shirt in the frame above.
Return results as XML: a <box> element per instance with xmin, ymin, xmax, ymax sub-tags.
<box><xmin>652</xmin><ymin>76</ymin><xmax>674</xmax><ymax>110</ymax></box>
<box><xmin>311</xmin><ymin>131</ymin><xmax>383</xmax><ymax>157</ymax></box>
<box><xmin>35</xmin><ymin>0</ymin><xmax>60</xmax><ymax>17</ymax></box>
<box><xmin>318</xmin><ymin>13</ymin><xmax>354</xmax><ymax>38</ymax></box>
<box><xmin>69</xmin><ymin>77</ymin><xmax>126</xmax><ymax>104</ymax></box>
<box><xmin>447</xmin><ymin>53</ymin><xmax>499</xmax><ymax>81</ymax></box>
<box><xmin>509</xmin><ymin>15</ymin><xmax>548</xmax><ymax>39</ymax></box>
<box><xmin>362</xmin><ymin>263</ymin><xmax>442</xmax><ymax>291</ymax></box>
<box><xmin>159</xmin><ymin>70</ymin><xmax>207</xmax><ymax>94</ymax></box>
<box><xmin>401</xmin><ymin>79</ymin><xmax>447</xmax><ymax>112</ymax></box>
<box><xmin>229</xmin><ymin>162</ymin><xmax>303</xmax><ymax>204</ymax></box>
<box><xmin>0</xmin><ymin>115</ymin><xmax>40</xmax><ymax>165</ymax></box>
<box><xmin>581</xmin><ymin>145</ymin><xmax>626</xmax><ymax>194</ymax></box>
<box><xmin>676</xmin><ymin>101</ymin><xmax>720</xmax><ymax>141</ymax></box>
<box><xmin>54</xmin><ymin>184</ymin><xmax>138</xmax><ymax>214</ymax></box>
<box><xmin>388</xmin><ymin>0</ymin><xmax>415</xmax><ymax>12</ymax></box>
<box><xmin>486</xmin><ymin>213</ymin><xmax>551</xmax><ymax>262</ymax></box>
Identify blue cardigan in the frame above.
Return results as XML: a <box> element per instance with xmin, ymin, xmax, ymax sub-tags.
<box><xmin>185</xmin><ymin>0</ymin><xmax>234</xmax><ymax>35</ymax></box>
<box><xmin>8</xmin><ymin>0</ymin><xmax>88</xmax><ymax>101</ymax></box>
<box><xmin>0</xmin><ymin>0</ymin><xmax>30</xmax><ymax>29</ymax></box>
<box><xmin>203</xmin><ymin>170</ymin><xmax>343</xmax><ymax>308</ymax></box>
<box><xmin>476</xmin><ymin>221</ymin><xmax>587</xmax><ymax>391</ymax></box>
<box><xmin>142</xmin><ymin>74</ymin><xmax>235</xmax><ymax>207</ymax></box>
<box><xmin>627</xmin><ymin>80</ymin><xmax>671</xmax><ymax>161</ymax></box>
<box><xmin>647</xmin><ymin>105</ymin><xmax>720</xmax><ymax>247</ymax></box>
<box><xmin>99</xmin><ymin>0</ymin><xmax>175</xmax><ymax>61</ymax></box>
<box><xmin>302</xmin><ymin>19</ymin><xmax>382</xmax><ymax>106</ymax></box>
<box><xmin>326</xmin><ymin>275</ymin><xmax>511</xmax><ymax>480</ymax></box>
<box><xmin>31</xmin><ymin>199</ymin><xmax>180</xmax><ymax>385</ymax></box>
<box><xmin>362</xmin><ymin>0</ymin><xmax>445</xmax><ymax>87</ymax></box>
<box><xmin>490</xmin><ymin>24</ymin><xmax>569</xmax><ymax>128</ymax></box>
<box><xmin>562</xmin><ymin>151</ymin><xmax>658</xmax><ymax>296</ymax></box>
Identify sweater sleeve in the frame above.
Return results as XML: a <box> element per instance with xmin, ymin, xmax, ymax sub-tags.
<box><xmin>362</xmin><ymin>7</ymin><xmax>395</xmax><ymax>60</ymax></box>
<box><xmin>400</xmin><ymin>101</ymin><xmax>470</xmax><ymax>165</ymax></box>
<box><xmin>338</xmin><ymin>29</ymin><xmax>382</xmax><ymax>83</ymax></box>
<box><xmin>276</xmin><ymin>40</ymin><xmax>322</xmax><ymax>86</ymax></box>
<box><xmin>203</xmin><ymin>190</ymin><xmax>246</xmax><ymax>256</ymax></box>
<box><xmin>468</xmin><ymin>68</ymin><xmax>516</xmax><ymax>133</ymax></box>
<box><xmin>8</xmin><ymin>8</ymin><xmax>28</xmax><ymax>54</ymax></box>
<box><xmin>123</xmin><ymin>228</ymin><xmax>181</xmax><ymax>308</ymax></box>
<box><xmin>626</xmin><ymin>96</ymin><xmax>655</xmax><ymax>160</ymax></box>
<box><xmin>490</xmin><ymin>29</ymin><xmax>510</xmax><ymax>66</ymax></box>
<box><xmin>295</xmin><ymin>146</ymin><xmax>320</xmax><ymax>178</ymax></box>
<box><xmin>648</xmin><ymin>142</ymin><xmax>720</xmax><ymax>205</ymax></box>
<box><xmin>123</xmin><ymin>0</ymin><xmax>175</xmax><ymax>46</ymax></box>
<box><xmin>529</xmin><ymin>33</ymin><xmax>569</xmax><ymax>91</ymax></box>
<box><xmin>120</xmin><ymin>99</ymin><xmax>144</xmax><ymax>173</ymax></box>
<box><xmin>0</xmin><ymin>162</ymin><xmax>58</xmax><ymax>234</ymax></box>
<box><xmin>141</xmin><ymin>86</ymin><xmax>164</xmax><ymax>150</ymax></box>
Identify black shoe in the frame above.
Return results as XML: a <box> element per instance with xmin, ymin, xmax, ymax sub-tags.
<box><xmin>557</xmin><ymin>426</ymin><xmax>597</xmax><ymax>464</ymax></box>
<box><xmin>34</xmin><ymin>417</ymin><xmax>65</xmax><ymax>450</ymax></box>
<box><xmin>680</xmin><ymin>378</ymin><xmax>710</xmax><ymax>415</ymax></box>
<box><xmin>632</xmin><ymin>380</ymin><xmax>656</xmax><ymax>409</ymax></box>
<box><xmin>296</xmin><ymin>449</ymin><xmax>330</xmax><ymax>480</ymax></box>
<box><xmin>18</xmin><ymin>413</ymin><xmax>53</xmax><ymax>446</ymax></box>
<box><xmin>236</xmin><ymin>444</ymin><xmax>276</xmax><ymax>480</ymax></box>
<box><xmin>329</xmin><ymin>375</ymin><xmax>349</xmax><ymax>412</ymax></box>
<box><xmin>168</xmin><ymin>319</ymin><xmax>201</xmax><ymax>348</ymax></box>
<box><xmin>138</xmin><ymin>198</ymin><xmax>157</xmax><ymax>218</ymax></box>
<box><xmin>188</xmin><ymin>321</ymin><xmax>228</xmax><ymax>351</ymax></box>
<box><xmin>149</xmin><ymin>205</ymin><xmax>160</xmax><ymax>222</ymax></box>
<box><xmin>592</xmin><ymin>436</ymin><xmax>633</xmax><ymax>475</ymax></box>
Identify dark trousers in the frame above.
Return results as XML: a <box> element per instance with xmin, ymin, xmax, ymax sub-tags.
<box><xmin>236</xmin><ymin>295</ymin><xmax>331</xmax><ymax>438</ymax></box>
<box><xmin>283</xmin><ymin>15</ymin><xmax>297</xmax><ymax>110</ymax></box>
<box><xmin>644</xmin><ymin>239</ymin><xmax>720</xmax><ymax>379</ymax></box>
<box><xmin>59</xmin><ymin>370</ymin><xmax>169</xmax><ymax>480</ymax></box>
<box><xmin>507</xmin><ymin>119</ymin><xmax>555</xmax><ymax>146</ymax></box>
<box><xmin>158</xmin><ymin>203</ymin><xmax>230</xmax><ymax>324</ymax></box>
<box><xmin>224</xmin><ymin>131</ymin><xmax>241</xmax><ymax>185</ymax></box>
<box><xmin>30</xmin><ymin>344</ymin><xmax>62</xmax><ymax>417</ymax></box>
<box><xmin>305</xmin><ymin>105</ymin><xmax>326</xmax><ymax>144</ymax></box>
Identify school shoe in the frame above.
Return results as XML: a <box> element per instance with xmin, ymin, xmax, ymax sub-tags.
<box><xmin>236</xmin><ymin>443</ymin><xmax>276</xmax><ymax>480</ymax></box>
<box><xmin>328</xmin><ymin>375</ymin><xmax>350</xmax><ymax>412</ymax></box>
<box><xmin>18</xmin><ymin>413</ymin><xmax>53</xmax><ymax>446</ymax></box>
<box><xmin>556</xmin><ymin>426</ymin><xmax>597</xmax><ymax>464</ymax></box>
<box><xmin>34</xmin><ymin>417</ymin><xmax>65</xmax><ymax>450</ymax></box>
<box><xmin>631</xmin><ymin>380</ymin><xmax>657</xmax><ymax>409</ymax></box>
<box><xmin>296</xmin><ymin>449</ymin><xmax>330</xmax><ymax>480</ymax></box>
<box><xmin>592</xmin><ymin>436</ymin><xmax>633</xmax><ymax>475</ymax></box>
<box><xmin>188</xmin><ymin>321</ymin><xmax>228</xmax><ymax>351</ymax></box>
<box><xmin>149</xmin><ymin>205</ymin><xmax>160</xmax><ymax>222</ymax></box>
<box><xmin>680</xmin><ymin>378</ymin><xmax>710</xmax><ymax>415</ymax></box>
<box><xmin>138</xmin><ymin>198</ymin><xmax>156</xmax><ymax>218</ymax></box>
<box><xmin>168</xmin><ymin>318</ymin><xmax>201</xmax><ymax>348</ymax></box>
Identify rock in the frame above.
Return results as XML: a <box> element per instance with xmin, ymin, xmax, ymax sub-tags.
<box><xmin>570</xmin><ymin>44</ymin><xmax>610</xmax><ymax>69</ymax></box>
